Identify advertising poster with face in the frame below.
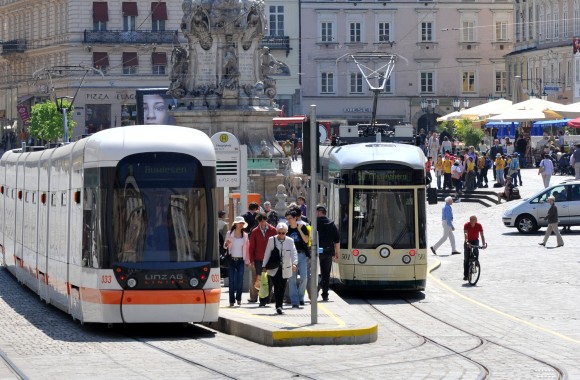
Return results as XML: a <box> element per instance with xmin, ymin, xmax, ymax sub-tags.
<box><xmin>136</xmin><ymin>88</ymin><xmax>177</xmax><ymax>125</ymax></box>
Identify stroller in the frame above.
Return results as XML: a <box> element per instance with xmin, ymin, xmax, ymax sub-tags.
<box><xmin>556</xmin><ymin>153</ymin><xmax>573</xmax><ymax>175</ymax></box>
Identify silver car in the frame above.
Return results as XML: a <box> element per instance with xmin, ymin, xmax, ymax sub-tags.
<box><xmin>502</xmin><ymin>179</ymin><xmax>580</xmax><ymax>233</ymax></box>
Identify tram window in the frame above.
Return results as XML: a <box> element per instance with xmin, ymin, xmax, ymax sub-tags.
<box><xmin>51</xmin><ymin>193</ymin><xmax>56</xmax><ymax>206</ymax></box>
<box><xmin>352</xmin><ymin>189</ymin><xmax>415</xmax><ymax>249</ymax></box>
<box><xmin>61</xmin><ymin>192</ymin><xmax>67</xmax><ymax>206</ymax></box>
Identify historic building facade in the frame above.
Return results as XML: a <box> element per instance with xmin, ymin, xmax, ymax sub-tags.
<box><xmin>299</xmin><ymin>0</ymin><xmax>515</xmax><ymax>130</ymax></box>
<box><xmin>507</xmin><ymin>0</ymin><xmax>580</xmax><ymax>103</ymax></box>
<box><xmin>0</xmin><ymin>0</ymin><xmax>301</xmax><ymax>139</ymax></box>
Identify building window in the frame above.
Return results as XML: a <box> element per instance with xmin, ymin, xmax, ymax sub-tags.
<box><xmin>495</xmin><ymin>71</ymin><xmax>507</xmax><ymax>93</ymax></box>
<box><xmin>384</xmin><ymin>77</ymin><xmax>392</xmax><ymax>94</ymax></box>
<box><xmin>151</xmin><ymin>2</ymin><xmax>167</xmax><ymax>31</ymax></box>
<box><xmin>564</xmin><ymin>9</ymin><xmax>569</xmax><ymax>38</ymax></box>
<box><xmin>321</xmin><ymin>22</ymin><xmax>334</xmax><ymax>42</ymax></box>
<box><xmin>420</xmin><ymin>71</ymin><xmax>433</xmax><ymax>93</ymax></box>
<box><xmin>93</xmin><ymin>52</ymin><xmax>109</xmax><ymax>74</ymax></box>
<box><xmin>462</xmin><ymin>21</ymin><xmax>475</xmax><ymax>42</ymax></box>
<box><xmin>123</xmin><ymin>2</ymin><xmax>138</xmax><ymax>31</ymax></box>
<box><xmin>93</xmin><ymin>2</ymin><xmax>108</xmax><ymax>31</ymax></box>
<box><xmin>350</xmin><ymin>22</ymin><xmax>361</xmax><ymax>42</ymax></box>
<box><xmin>378</xmin><ymin>22</ymin><xmax>390</xmax><ymax>42</ymax></box>
<box><xmin>575</xmin><ymin>4</ymin><xmax>580</xmax><ymax>36</ymax></box>
<box><xmin>496</xmin><ymin>21</ymin><xmax>508</xmax><ymax>41</ymax></box>
<box><xmin>123</xmin><ymin>52</ymin><xmax>138</xmax><ymax>75</ymax></box>
<box><xmin>350</xmin><ymin>72</ymin><xmax>363</xmax><ymax>93</ymax></box>
<box><xmin>546</xmin><ymin>9</ymin><xmax>551</xmax><ymax>40</ymax></box>
<box><xmin>321</xmin><ymin>72</ymin><xmax>335</xmax><ymax>93</ymax></box>
<box><xmin>269</xmin><ymin>6</ymin><xmax>284</xmax><ymax>36</ymax></box>
<box><xmin>529</xmin><ymin>7</ymin><xmax>534</xmax><ymax>39</ymax></box>
<box><xmin>152</xmin><ymin>52</ymin><xmax>167</xmax><ymax>75</ymax></box>
<box><xmin>462</xmin><ymin>71</ymin><xmax>475</xmax><ymax>93</ymax></box>
<box><xmin>421</xmin><ymin>22</ymin><xmax>432</xmax><ymax>42</ymax></box>
<box><xmin>567</xmin><ymin>61</ymin><xmax>572</xmax><ymax>87</ymax></box>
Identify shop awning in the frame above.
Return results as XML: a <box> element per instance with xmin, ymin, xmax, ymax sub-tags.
<box><xmin>151</xmin><ymin>2</ymin><xmax>168</xmax><ymax>21</ymax></box>
<box><xmin>122</xmin><ymin>2</ymin><xmax>138</xmax><ymax>16</ymax></box>
<box><xmin>122</xmin><ymin>52</ymin><xmax>138</xmax><ymax>67</ymax></box>
<box><xmin>273</xmin><ymin>116</ymin><xmax>307</xmax><ymax>126</ymax></box>
<box><xmin>151</xmin><ymin>52</ymin><xmax>167</xmax><ymax>65</ymax></box>
<box><xmin>484</xmin><ymin>122</ymin><xmax>519</xmax><ymax>128</ymax></box>
<box><xmin>93</xmin><ymin>2</ymin><xmax>109</xmax><ymax>22</ymax></box>
<box><xmin>532</xmin><ymin>119</ymin><xmax>571</xmax><ymax>128</ymax></box>
<box><xmin>17</xmin><ymin>94</ymin><xmax>34</xmax><ymax>104</ymax></box>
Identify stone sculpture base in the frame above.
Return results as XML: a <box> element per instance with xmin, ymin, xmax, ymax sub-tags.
<box><xmin>172</xmin><ymin>107</ymin><xmax>283</xmax><ymax>158</ymax></box>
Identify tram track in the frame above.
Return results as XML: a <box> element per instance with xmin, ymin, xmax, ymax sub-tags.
<box><xmin>360</xmin><ymin>296</ymin><xmax>566</xmax><ymax>380</ymax></box>
<box><xmin>0</xmin><ymin>347</ymin><xmax>28</xmax><ymax>380</ymax></box>
<box><xmin>123</xmin><ymin>327</ymin><xmax>317</xmax><ymax>379</ymax></box>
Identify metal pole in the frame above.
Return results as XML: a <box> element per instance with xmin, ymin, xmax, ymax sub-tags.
<box><xmin>62</xmin><ymin>107</ymin><xmax>69</xmax><ymax>143</ymax></box>
<box><xmin>309</xmin><ymin>104</ymin><xmax>318</xmax><ymax>325</ymax></box>
<box><xmin>240</xmin><ymin>145</ymin><xmax>248</xmax><ymax>217</ymax></box>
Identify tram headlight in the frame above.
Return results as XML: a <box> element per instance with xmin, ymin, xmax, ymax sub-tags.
<box><xmin>357</xmin><ymin>255</ymin><xmax>367</xmax><ymax>264</ymax></box>
<box><xmin>379</xmin><ymin>248</ymin><xmax>390</xmax><ymax>258</ymax></box>
<box><xmin>402</xmin><ymin>255</ymin><xmax>411</xmax><ymax>264</ymax></box>
<box><xmin>126</xmin><ymin>278</ymin><xmax>137</xmax><ymax>288</ymax></box>
<box><xmin>189</xmin><ymin>277</ymin><xmax>200</xmax><ymax>287</ymax></box>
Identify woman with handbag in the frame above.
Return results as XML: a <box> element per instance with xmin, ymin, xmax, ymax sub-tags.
<box><xmin>262</xmin><ymin>223</ymin><xmax>298</xmax><ymax>315</ymax></box>
<box><xmin>538</xmin><ymin>154</ymin><xmax>554</xmax><ymax>188</ymax></box>
<box><xmin>223</xmin><ymin>216</ymin><xmax>250</xmax><ymax>307</ymax></box>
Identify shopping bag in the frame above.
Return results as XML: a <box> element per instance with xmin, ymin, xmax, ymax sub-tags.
<box><xmin>258</xmin><ymin>272</ymin><xmax>269</xmax><ymax>299</ymax></box>
<box><xmin>254</xmin><ymin>275</ymin><xmax>261</xmax><ymax>290</ymax></box>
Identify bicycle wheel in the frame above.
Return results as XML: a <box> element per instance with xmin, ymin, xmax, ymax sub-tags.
<box><xmin>468</xmin><ymin>260</ymin><xmax>481</xmax><ymax>285</ymax></box>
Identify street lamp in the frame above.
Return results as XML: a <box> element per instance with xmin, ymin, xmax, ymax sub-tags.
<box><xmin>541</xmin><ymin>91</ymin><xmax>548</xmax><ymax>100</ymax></box>
<box><xmin>56</xmin><ymin>96</ymin><xmax>73</xmax><ymax>143</ymax></box>
<box><xmin>529</xmin><ymin>89</ymin><xmax>536</xmax><ymax>99</ymax></box>
<box><xmin>420</xmin><ymin>97</ymin><xmax>433</xmax><ymax>132</ymax></box>
<box><xmin>452</xmin><ymin>97</ymin><xmax>461</xmax><ymax>111</ymax></box>
<box><xmin>463</xmin><ymin>97</ymin><xmax>470</xmax><ymax>108</ymax></box>
<box><xmin>487</xmin><ymin>94</ymin><xmax>494</xmax><ymax>102</ymax></box>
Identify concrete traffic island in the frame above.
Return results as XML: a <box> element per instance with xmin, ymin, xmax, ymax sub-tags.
<box><xmin>204</xmin><ymin>290</ymin><xmax>378</xmax><ymax>346</ymax></box>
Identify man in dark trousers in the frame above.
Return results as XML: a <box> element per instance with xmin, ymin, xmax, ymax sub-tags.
<box><xmin>315</xmin><ymin>205</ymin><xmax>340</xmax><ymax>302</ymax></box>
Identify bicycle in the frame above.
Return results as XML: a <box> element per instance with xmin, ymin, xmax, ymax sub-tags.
<box><xmin>466</xmin><ymin>242</ymin><xmax>487</xmax><ymax>285</ymax></box>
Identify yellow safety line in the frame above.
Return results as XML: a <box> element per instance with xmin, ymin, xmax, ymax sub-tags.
<box><xmin>319</xmin><ymin>303</ymin><xmax>347</xmax><ymax>327</ymax></box>
<box><xmin>428</xmin><ymin>260</ymin><xmax>580</xmax><ymax>345</ymax></box>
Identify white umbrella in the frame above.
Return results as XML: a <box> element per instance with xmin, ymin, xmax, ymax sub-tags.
<box><xmin>550</xmin><ymin>102</ymin><xmax>580</xmax><ymax>118</ymax></box>
<box><xmin>436</xmin><ymin>111</ymin><xmax>461</xmax><ymax>122</ymax></box>
<box><xmin>458</xmin><ymin>98</ymin><xmax>513</xmax><ymax>119</ymax></box>
<box><xmin>487</xmin><ymin>109</ymin><xmax>552</xmax><ymax>122</ymax></box>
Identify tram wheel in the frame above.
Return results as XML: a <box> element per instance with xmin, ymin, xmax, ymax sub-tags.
<box><xmin>468</xmin><ymin>261</ymin><xmax>481</xmax><ymax>285</ymax></box>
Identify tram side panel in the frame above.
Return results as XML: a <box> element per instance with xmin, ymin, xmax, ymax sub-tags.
<box><xmin>0</xmin><ymin>154</ymin><xmax>5</xmax><ymax>265</ymax></box>
<box><xmin>14</xmin><ymin>154</ymin><xmax>27</xmax><ymax>282</ymax></box>
<box><xmin>3</xmin><ymin>154</ymin><xmax>19</xmax><ymax>274</ymax></box>
<box><xmin>46</xmin><ymin>145</ymin><xmax>74</xmax><ymax>312</ymax></box>
<box><xmin>37</xmin><ymin>150</ymin><xmax>53</xmax><ymax>302</ymax></box>
<box><xmin>22</xmin><ymin>153</ymin><xmax>41</xmax><ymax>292</ymax></box>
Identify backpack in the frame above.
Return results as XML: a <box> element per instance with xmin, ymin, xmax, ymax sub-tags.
<box><xmin>484</xmin><ymin>158</ymin><xmax>492</xmax><ymax>169</ymax></box>
<box><xmin>510</xmin><ymin>187</ymin><xmax>521</xmax><ymax>200</ymax></box>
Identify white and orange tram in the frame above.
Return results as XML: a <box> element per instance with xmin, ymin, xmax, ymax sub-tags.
<box><xmin>0</xmin><ymin>125</ymin><xmax>221</xmax><ymax>324</ymax></box>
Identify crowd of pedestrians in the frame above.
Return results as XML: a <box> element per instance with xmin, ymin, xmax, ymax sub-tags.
<box><xmin>219</xmin><ymin>198</ymin><xmax>340</xmax><ymax>315</ymax></box>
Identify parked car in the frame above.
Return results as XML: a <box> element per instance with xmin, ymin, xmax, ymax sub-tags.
<box><xmin>502</xmin><ymin>179</ymin><xmax>580</xmax><ymax>233</ymax></box>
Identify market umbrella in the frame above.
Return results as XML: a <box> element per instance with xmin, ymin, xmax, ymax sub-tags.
<box><xmin>487</xmin><ymin>109</ymin><xmax>549</xmax><ymax>122</ymax></box>
<box><xmin>551</xmin><ymin>102</ymin><xmax>580</xmax><ymax>118</ymax></box>
<box><xmin>568</xmin><ymin>117</ymin><xmax>580</xmax><ymax>128</ymax></box>
<box><xmin>436</xmin><ymin>111</ymin><xmax>461</xmax><ymax>122</ymax></box>
<box><xmin>458</xmin><ymin>99</ymin><xmax>512</xmax><ymax>120</ymax></box>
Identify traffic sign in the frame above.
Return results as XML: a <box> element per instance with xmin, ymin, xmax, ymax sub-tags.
<box><xmin>210</xmin><ymin>132</ymin><xmax>240</xmax><ymax>187</ymax></box>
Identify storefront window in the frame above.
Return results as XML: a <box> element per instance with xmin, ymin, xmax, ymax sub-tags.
<box><xmin>86</xmin><ymin>104</ymin><xmax>111</xmax><ymax>133</ymax></box>
<box><xmin>121</xmin><ymin>105</ymin><xmax>137</xmax><ymax>126</ymax></box>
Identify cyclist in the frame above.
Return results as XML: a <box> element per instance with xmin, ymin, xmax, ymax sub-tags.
<box><xmin>463</xmin><ymin>215</ymin><xmax>486</xmax><ymax>281</ymax></box>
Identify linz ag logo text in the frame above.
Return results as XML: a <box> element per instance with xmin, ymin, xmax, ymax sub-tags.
<box><xmin>144</xmin><ymin>273</ymin><xmax>185</xmax><ymax>285</ymax></box>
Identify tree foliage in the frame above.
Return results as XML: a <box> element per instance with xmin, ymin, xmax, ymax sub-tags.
<box><xmin>438</xmin><ymin>119</ymin><xmax>484</xmax><ymax>148</ymax></box>
<box><xmin>28</xmin><ymin>100</ymin><xmax>76</xmax><ymax>143</ymax></box>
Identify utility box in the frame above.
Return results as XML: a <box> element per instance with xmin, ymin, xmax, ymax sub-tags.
<box><xmin>395</xmin><ymin>124</ymin><xmax>414</xmax><ymax>138</ymax></box>
<box><xmin>339</xmin><ymin>125</ymin><xmax>359</xmax><ymax>138</ymax></box>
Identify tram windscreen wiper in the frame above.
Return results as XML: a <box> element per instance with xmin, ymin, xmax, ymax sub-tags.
<box><xmin>392</xmin><ymin>223</ymin><xmax>412</xmax><ymax>248</ymax></box>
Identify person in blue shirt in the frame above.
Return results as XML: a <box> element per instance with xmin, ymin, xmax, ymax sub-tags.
<box><xmin>430</xmin><ymin>196</ymin><xmax>461</xmax><ymax>256</ymax></box>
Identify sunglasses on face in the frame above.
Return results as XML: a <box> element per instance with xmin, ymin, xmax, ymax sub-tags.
<box><xmin>277</xmin><ymin>232</ymin><xmax>286</xmax><ymax>235</ymax></box>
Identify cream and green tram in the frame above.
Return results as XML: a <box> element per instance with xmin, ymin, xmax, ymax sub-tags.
<box><xmin>318</xmin><ymin>143</ymin><xmax>427</xmax><ymax>291</ymax></box>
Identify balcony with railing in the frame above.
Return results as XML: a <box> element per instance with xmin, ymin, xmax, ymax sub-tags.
<box><xmin>260</xmin><ymin>36</ymin><xmax>291</xmax><ymax>56</ymax></box>
<box><xmin>83</xmin><ymin>30</ymin><xmax>177</xmax><ymax>44</ymax></box>
<box><xmin>1</xmin><ymin>39</ymin><xmax>27</xmax><ymax>55</ymax></box>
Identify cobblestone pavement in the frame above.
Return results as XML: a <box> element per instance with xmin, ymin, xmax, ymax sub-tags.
<box><xmin>0</xmin><ymin>166</ymin><xmax>578</xmax><ymax>379</ymax></box>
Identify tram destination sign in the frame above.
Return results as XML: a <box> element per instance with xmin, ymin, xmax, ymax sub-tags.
<box><xmin>211</xmin><ymin>132</ymin><xmax>240</xmax><ymax>187</ymax></box>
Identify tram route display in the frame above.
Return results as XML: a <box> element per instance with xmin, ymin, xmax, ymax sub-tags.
<box><xmin>0</xmin><ymin>125</ymin><xmax>220</xmax><ymax>324</ymax></box>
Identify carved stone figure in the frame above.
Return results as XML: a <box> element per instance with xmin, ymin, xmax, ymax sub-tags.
<box><xmin>191</xmin><ymin>6</ymin><xmax>212</xmax><ymax>50</ymax></box>
<box><xmin>167</xmin><ymin>44</ymin><xmax>189</xmax><ymax>99</ymax></box>
<box><xmin>259</xmin><ymin>47</ymin><xmax>289</xmax><ymax>98</ymax></box>
<box><xmin>220</xmin><ymin>46</ymin><xmax>239</xmax><ymax>90</ymax></box>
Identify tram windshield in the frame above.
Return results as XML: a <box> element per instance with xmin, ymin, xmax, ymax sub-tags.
<box><xmin>83</xmin><ymin>152</ymin><xmax>214</xmax><ymax>269</ymax></box>
<box><xmin>351</xmin><ymin>189</ymin><xmax>421</xmax><ymax>249</ymax></box>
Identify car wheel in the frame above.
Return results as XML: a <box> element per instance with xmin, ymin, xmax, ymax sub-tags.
<box><xmin>516</xmin><ymin>214</ymin><xmax>538</xmax><ymax>234</ymax></box>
